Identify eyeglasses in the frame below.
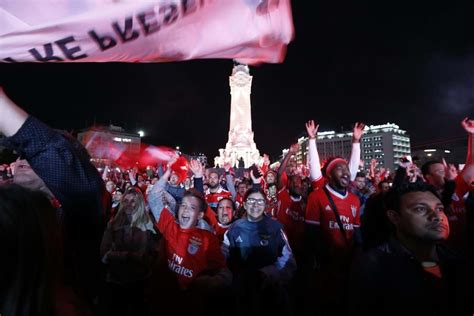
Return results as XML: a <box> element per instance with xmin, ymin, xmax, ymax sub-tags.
<box><xmin>246</xmin><ymin>198</ymin><xmax>266</xmax><ymax>206</ymax></box>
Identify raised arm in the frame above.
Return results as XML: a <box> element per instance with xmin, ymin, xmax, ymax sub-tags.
<box><xmin>277</xmin><ymin>143</ymin><xmax>300</xmax><ymax>189</ymax></box>
<box><xmin>305</xmin><ymin>120</ymin><xmax>322</xmax><ymax>181</ymax></box>
<box><xmin>261</xmin><ymin>154</ymin><xmax>270</xmax><ymax>176</ymax></box>
<box><xmin>0</xmin><ymin>87</ymin><xmax>28</xmax><ymax>136</ymax></box>
<box><xmin>369</xmin><ymin>159</ymin><xmax>376</xmax><ymax>181</ymax></box>
<box><xmin>349</xmin><ymin>122</ymin><xmax>365</xmax><ymax>181</ymax></box>
<box><xmin>0</xmin><ymin>88</ymin><xmax>104</xmax><ymax>214</ymax></box>
<box><xmin>128</xmin><ymin>168</ymin><xmax>138</xmax><ymax>186</ymax></box>
<box><xmin>102</xmin><ymin>165</ymin><xmax>109</xmax><ymax>181</ymax></box>
<box><xmin>223</xmin><ymin>161</ymin><xmax>237</xmax><ymax>200</ymax></box>
<box><xmin>148</xmin><ymin>156</ymin><xmax>178</xmax><ymax>220</ymax></box>
<box><xmin>0</xmin><ymin>88</ymin><xmax>107</xmax><ymax>302</ymax></box>
<box><xmin>189</xmin><ymin>159</ymin><xmax>204</xmax><ymax>194</ymax></box>
<box><xmin>460</xmin><ymin>117</ymin><xmax>474</xmax><ymax>185</ymax></box>
<box><xmin>250</xmin><ymin>168</ymin><xmax>263</xmax><ymax>191</ymax></box>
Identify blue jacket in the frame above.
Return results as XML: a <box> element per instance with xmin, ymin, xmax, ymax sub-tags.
<box><xmin>222</xmin><ymin>216</ymin><xmax>296</xmax><ymax>283</ymax></box>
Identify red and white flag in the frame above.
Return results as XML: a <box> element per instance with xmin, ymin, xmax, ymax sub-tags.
<box><xmin>0</xmin><ymin>0</ymin><xmax>294</xmax><ymax>64</ymax></box>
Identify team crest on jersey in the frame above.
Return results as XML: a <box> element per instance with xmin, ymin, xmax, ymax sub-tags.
<box><xmin>259</xmin><ymin>234</ymin><xmax>271</xmax><ymax>246</ymax></box>
<box><xmin>187</xmin><ymin>243</ymin><xmax>199</xmax><ymax>255</ymax></box>
<box><xmin>325</xmin><ymin>205</ymin><xmax>332</xmax><ymax>211</ymax></box>
<box><xmin>187</xmin><ymin>237</ymin><xmax>202</xmax><ymax>255</ymax></box>
<box><xmin>351</xmin><ymin>205</ymin><xmax>357</xmax><ymax>218</ymax></box>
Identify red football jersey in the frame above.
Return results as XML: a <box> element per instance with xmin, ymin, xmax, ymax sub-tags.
<box><xmin>156</xmin><ymin>210</ymin><xmax>226</xmax><ymax>289</ymax></box>
<box><xmin>446</xmin><ymin>175</ymin><xmax>471</xmax><ymax>254</ymax></box>
<box><xmin>203</xmin><ymin>206</ymin><xmax>218</xmax><ymax>228</ymax></box>
<box><xmin>235</xmin><ymin>193</ymin><xmax>244</xmax><ymax>210</ymax></box>
<box><xmin>310</xmin><ymin>176</ymin><xmax>326</xmax><ymax>191</ymax></box>
<box><xmin>276</xmin><ymin>190</ymin><xmax>306</xmax><ymax>255</ymax></box>
<box><xmin>206</xmin><ymin>187</ymin><xmax>233</xmax><ymax>211</ymax></box>
<box><xmin>306</xmin><ymin>184</ymin><xmax>360</xmax><ymax>253</ymax></box>
<box><xmin>213</xmin><ymin>222</ymin><xmax>230</xmax><ymax>243</ymax></box>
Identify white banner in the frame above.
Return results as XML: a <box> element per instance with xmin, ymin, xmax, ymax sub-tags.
<box><xmin>0</xmin><ymin>0</ymin><xmax>294</xmax><ymax>64</ymax></box>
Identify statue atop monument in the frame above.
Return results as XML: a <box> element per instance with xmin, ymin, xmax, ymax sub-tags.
<box><xmin>214</xmin><ymin>63</ymin><xmax>261</xmax><ymax>168</ymax></box>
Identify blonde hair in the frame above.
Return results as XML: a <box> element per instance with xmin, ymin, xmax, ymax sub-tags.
<box><xmin>112</xmin><ymin>188</ymin><xmax>155</xmax><ymax>233</ymax></box>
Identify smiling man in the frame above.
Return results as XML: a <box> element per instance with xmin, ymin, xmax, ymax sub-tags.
<box><xmin>306</xmin><ymin>156</ymin><xmax>362</xmax><ymax>254</ymax></box>
<box><xmin>305</xmin><ymin>156</ymin><xmax>362</xmax><ymax>314</ymax></box>
<box><xmin>349</xmin><ymin>182</ymin><xmax>474</xmax><ymax>315</ymax></box>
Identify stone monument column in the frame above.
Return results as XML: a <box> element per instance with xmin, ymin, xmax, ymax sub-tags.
<box><xmin>215</xmin><ymin>64</ymin><xmax>261</xmax><ymax>168</ymax></box>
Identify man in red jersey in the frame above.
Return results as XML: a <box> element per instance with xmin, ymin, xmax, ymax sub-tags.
<box><xmin>305</xmin><ymin>119</ymin><xmax>365</xmax><ymax>191</ymax></box>
<box><xmin>235</xmin><ymin>181</ymin><xmax>249</xmax><ymax>209</ymax></box>
<box><xmin>306</xmin><ymin>157</ymin><xmax>361</xmax><ymax>256</ymax></box>
<box><xmin>276</xmin><ymin>174</ymin><xmax>306</xmax><ymax>260</ymax></box>
<box><xmin>305</xmin><ymin>152</ymin><xmax>362</xmax><ymax>315</ymax></box>
<box><xmin>205</xmin><ymin>170</ymin><xmax>233</xmax><ymax>212</ymax></box>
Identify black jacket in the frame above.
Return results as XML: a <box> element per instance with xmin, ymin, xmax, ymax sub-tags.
<box><xmin>349</xmin><ymin>238</ymin><xmax>474</xmax><ymax>316</ymax></box>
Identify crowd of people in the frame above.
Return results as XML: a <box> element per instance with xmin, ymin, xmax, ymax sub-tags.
<box><xmin>1</xmin><ymin>86</ymin><xmax>474</xmax><ymax>316</ymax></box>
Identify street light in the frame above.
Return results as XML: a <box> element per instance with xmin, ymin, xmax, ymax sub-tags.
<box><xmin>138</xmin><ymin>130</ymin><xmax>145</xmax><ymax>137</ymax></box>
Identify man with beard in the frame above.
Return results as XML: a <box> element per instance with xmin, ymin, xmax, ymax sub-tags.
<box><xmin>350</xmin><ymin>171</ymin><xmax>374</xmax><ymax>217</ymax></box>
<box><xmin>235</xmin><ymin>181</ymin><xmax>249</xmax><ymax>208</ymax></box>
<box><xmin>305</xmin><ymin>120</ymin><xmax>365</xmax><ymax>315</ymax></box>
<box><xmin>305</xmin><ymin>156</ymin><xmax>361</xmax><ymax>315</ymax></box>
<box><xmin>205</xmin><ymin>170</ymin><xmax>232</xmax><ymax>212</ymax></box>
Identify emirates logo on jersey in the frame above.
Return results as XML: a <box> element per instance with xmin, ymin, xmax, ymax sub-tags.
<box><xmin>351</xmin><ymin>205</ymin><xmax>357</xmax><ymax>218</ymax></box>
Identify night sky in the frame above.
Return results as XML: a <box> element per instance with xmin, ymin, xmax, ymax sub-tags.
<box><xmin>2</xmin><ymin>1</ymin><xmax>474</xmax><ymax>162</ymax></box>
